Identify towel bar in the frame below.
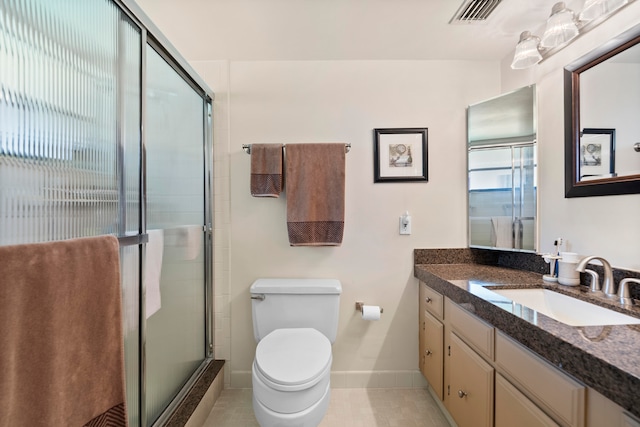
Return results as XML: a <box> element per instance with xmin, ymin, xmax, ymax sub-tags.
<box><xmin>242</xmin><ymin>143</ymin><xmax>351</xmax><ymax>154</ymax></box>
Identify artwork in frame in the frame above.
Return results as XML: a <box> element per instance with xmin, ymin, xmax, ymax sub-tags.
<box><xmin>373</xmin><ymin>128</ymin><xmax>428</xmax><ymax>183</ymax></box>
<box><xmin>579</xmin><ymin>128</ymin><xmax>615</xmax><ymax>179</ymax></box>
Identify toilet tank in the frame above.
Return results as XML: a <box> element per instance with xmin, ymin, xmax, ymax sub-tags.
<box><xmin>250</xmin><ymin>278</ymin><xmax>342</xmax><ymax>343</ymax></box>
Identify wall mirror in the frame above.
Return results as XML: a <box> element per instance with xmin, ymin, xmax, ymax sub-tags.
<box><xmin>467</xmin><ymin>85</ymin><xmax>537</xmax><ymax>252</ymax></box>
<box><xmin>564</xmin><ymin>23</ymin><xmax>640</xmax><ymax>197</ymax></box>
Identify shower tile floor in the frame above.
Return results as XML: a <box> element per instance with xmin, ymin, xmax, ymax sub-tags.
<box><xmin>201</xmin><ymin>388</ymin><xmax>452</xmax><ymax>427</ymax></box>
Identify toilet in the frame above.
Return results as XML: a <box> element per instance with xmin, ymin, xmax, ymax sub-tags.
<box><xmin>250</xmin><ymin>278</ymin><xmax>342</xmax><ymax>427</ymax></box>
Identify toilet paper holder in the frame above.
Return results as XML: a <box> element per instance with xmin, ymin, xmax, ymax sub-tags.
<box><xmin>355</xmin><ymin>301</ymin><xmax>383</xmax><ymax>314</ymax></box>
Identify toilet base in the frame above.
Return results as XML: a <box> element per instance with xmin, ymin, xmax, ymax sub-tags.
<box><xmin>252</xmin><ymin>383</ymin><xmax>330</xmax><ymax>427</ymax></box>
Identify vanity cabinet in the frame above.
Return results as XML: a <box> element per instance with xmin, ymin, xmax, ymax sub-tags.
<box><xmin>418</xmin><ymin>282</ymin><xmax>444</xmax><ymax>400</ymax></box>
<box><xmin>417</xmin><ymin>282</ymin><xmax>588</xmax><ymax>427</ymax></box>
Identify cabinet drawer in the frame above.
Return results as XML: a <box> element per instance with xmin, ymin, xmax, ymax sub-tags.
<box><xmin>495</xmin><ymin>331</ymin><xmax>585</xmax><ymax>427</ymax></box>
<box><xmin>496</xmin><ymin>373</ymin><xmax>559</xmax><ymax>427</ymax></box>
<box><xmin>446</xmin><ymin>298</ymin><xmax>494</xmax><ymax>360</ymax></box>
<box><xmin>421</xmin><ymin>283</ymin><xmax>444</xmax><ymax>319</ymax></box>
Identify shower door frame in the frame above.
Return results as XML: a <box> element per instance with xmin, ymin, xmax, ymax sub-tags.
<box><xmin>0</xmin><ymin>0</ymin><xmax>215</xmax><ymax>424</ymax></box>
<box><xmin>116</xmin><ymin>1</ymin><xmax>215</xmax><ymax>426</ymax></box>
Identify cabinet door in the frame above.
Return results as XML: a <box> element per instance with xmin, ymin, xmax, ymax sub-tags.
<box><xmin>623</xmin><ymin>413</ymin><xmax>640</xmax><ymax>427</ymax></box>
<box><xmin>496</xmin><ymin>374</ymin><xmax>559</xmax><ymax>427</ymax></box>
<box><xmin>422</xmin><ymin>311</ymin><xmax>444</xmax><ymax>400</ymax></box>
<box><xmin>419</xmin><ymin>284</ymin><xmax>427</xmax><ymax>377</ymax></box>
<box><xmin>447</xmin><ymin>332</ymin><xmax>494</xmax><ymax>427</ymax></box>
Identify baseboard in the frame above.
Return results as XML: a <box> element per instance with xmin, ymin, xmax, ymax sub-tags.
<box><xmin>230</xmin><ymin>369</ymin><xmax>428</xmax><ymax>389</ymax></box>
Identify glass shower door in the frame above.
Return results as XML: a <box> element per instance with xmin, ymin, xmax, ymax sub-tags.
<box><xmin>144</xmin><ymin>44</ymin><xmax>207</xmax><ymax>425</ymax></box>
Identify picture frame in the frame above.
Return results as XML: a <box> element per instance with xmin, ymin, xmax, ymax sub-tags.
<box><xmin>373</xmin><ymin>128</ymin><xmax>428</xmax><ymax>183</ymax></box>
<box><xmin>579</xmin><ymin>128</ymin><xmax>615</xmax><ymax>179</ymax></box>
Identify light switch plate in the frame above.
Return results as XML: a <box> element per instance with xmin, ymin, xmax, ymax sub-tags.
<box><xmin>399</xmin><ymin>215</ymin><xmax>411</xmax><ymax>235</ymax></box>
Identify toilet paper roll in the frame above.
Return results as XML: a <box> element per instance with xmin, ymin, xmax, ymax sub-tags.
<box><xmin>361</xmin><ymin>305</ymin><xmax>381</xmax><ymax>321</ymax></box>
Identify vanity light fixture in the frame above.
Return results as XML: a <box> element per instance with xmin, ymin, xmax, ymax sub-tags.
<box><xmin>510</xmin><ymin>0</ymin><xmax>635</xmax><ymax>69</ymax></box>
<box><xmin>579</xmin><ymin>0</ymin><xmax>628</xmax><ymax>21</ymax></box>
<box><xmin>511</xmin><ymin>31</ymin><xmax>543</xmax><ymax>69</ymax></box>
<box><xmin>540</xmin><ymin>2</ymin><xmax>580</xmax><ymax>49</ymax></box>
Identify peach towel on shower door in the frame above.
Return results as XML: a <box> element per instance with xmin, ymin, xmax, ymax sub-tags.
<box><xmin>0</xmin><ymin>235</ymin><xmax>128</xmax><ymax>427</ymax></box>
<box><xmin>285</xmin><ymin>143</ymin><xmax>346</xmax><ymax>246</ymax></box>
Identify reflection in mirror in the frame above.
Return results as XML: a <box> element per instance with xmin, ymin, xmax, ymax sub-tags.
<box><xmin>579</xmin><ymin>128</ymin><xmax>615</xmax><ymax>180</ymax></box>
<box><xmin>467</xmin><ymin>85</ymin><xmax>537</xmax><ymax>253</ymax></box>
<box><xmin>564</xmin><ymin>23</ymin><xmax>640</xmax><ymax>197</ymax></box>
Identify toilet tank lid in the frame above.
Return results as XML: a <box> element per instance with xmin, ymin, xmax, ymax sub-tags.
<box><xmin>250</xmin><ymin>278</ymin><xmax>342</xmax><ymax>294</ymax></box>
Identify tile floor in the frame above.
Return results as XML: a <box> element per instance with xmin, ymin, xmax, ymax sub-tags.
<box><xmin>202</xmin><ymin>388</ymin><xmax>452</xmax><ymax>427</ymax></box>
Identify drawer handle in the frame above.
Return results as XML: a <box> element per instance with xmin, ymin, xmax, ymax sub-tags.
<box><xmin>457</xmin><ymin>390</ymin><xmax>467</xmax><ymax>398</ymax></box>
<box><xmin>425</xmin><ymin>349</ymin><xmax>432</xmax><ymax>356</ymax></box>
<box><xmin>425</xmin><ymin>297</ymin><xmax>432</xmax><ymax>303</ymax></box>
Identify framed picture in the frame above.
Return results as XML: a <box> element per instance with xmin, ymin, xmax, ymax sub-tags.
<box><xmin>579</xmin><ymin>128</ymin><xmax>615</xmax><ymax>179</ymax></box>
<box><xmin>373</xmin><ymin>128</ymin><xmax>428</xmax><ymax>183</ymax></box>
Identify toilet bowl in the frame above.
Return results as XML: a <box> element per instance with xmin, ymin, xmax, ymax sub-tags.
<box><xmin>252</xmin><ymin>384</ymin><xmax>330</xmax><ymax>427</ymax></box>
<box><xmin>250</xmin><ymin>278</ymin><xmax>341</xmax><ymax>427</ymax></box>
<box><xmin>252</xmin><ymin>328</ymin><xmax>332</xmax><ymax>426</ymax></box>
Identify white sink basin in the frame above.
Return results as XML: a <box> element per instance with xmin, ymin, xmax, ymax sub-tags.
<box><xmin>488</xmin><ymin>288</ymin><xmax>640</xmax><ymax>326</ymax></box>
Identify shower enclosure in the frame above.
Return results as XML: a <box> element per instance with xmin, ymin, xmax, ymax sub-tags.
<box><xmin>0</xmin><ymin>0</ymin><xmax>214</xmax><ymax>425</ymax></box>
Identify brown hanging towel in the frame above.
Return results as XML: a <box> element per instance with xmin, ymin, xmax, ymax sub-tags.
<box><xmin>0</xmin><ymin>235</ymin><xmax>128</xmax><ymax>427</ymax></box>
<box><xmin>285</xmin><ymin>143</ymin><xmax>346</xmax><ymax>246</ymax></box>
<box><xmin>250</xmin><ymin>143</ymin><xmax>284</xmax><ymax>197</ymax></box>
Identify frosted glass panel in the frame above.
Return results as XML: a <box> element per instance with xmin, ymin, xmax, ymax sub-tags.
<box><xmin>145</xmin><ymin>45</ymin><xmax>206</xmax><ymax>425</ymax></box>
<box><xmin>121</xmin><ymin>17</ymin><xmax>142</xmax><ymax>235</ymax></box>
<box><xmin>121</xmin><ymin>245</ymin><xmax>141</xmax><ymax>427</ymax></box>
<box><xmin>0</xmin><ymin>0</ymin><xmax>126</xmax><ymax>244</ymax></box>
<box><xmin>1</xmin><ymin>2</ymin><xmax>211</xmax><ymax>426</ymax></box>
<box><xmin>0</xmin><ymin>2</ymin><xmax>142</xmax><ymax>425</ymax></box>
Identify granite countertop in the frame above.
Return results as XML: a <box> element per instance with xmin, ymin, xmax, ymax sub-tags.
<box><xmin>414</xmin><ymin>263</ymin><xmax>640</xmax><ymax>418</ymax></box>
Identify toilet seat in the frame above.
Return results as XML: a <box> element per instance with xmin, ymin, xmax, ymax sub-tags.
<box><xmin>255</xmin><ymin>328</ymin><xmax>332</xmax><ymax>390</ymax></box>
<box><xmin>253</xmin><ymin>328</ymin><xmax>332</xmax><ymax>414</ymax></box>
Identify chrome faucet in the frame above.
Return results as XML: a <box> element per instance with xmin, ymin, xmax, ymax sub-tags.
<box><xmin>618</xmin><ymin>278</ymin><xmax>640</xmax><ymax>307</ymax></box>
<box><xmin>575</xmin><ymin>256</ymin><xmax>616</xmax><ymax>298</ymax></box>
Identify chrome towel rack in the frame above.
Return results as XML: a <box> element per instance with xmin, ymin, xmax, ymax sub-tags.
<box><xmin>242</xmin><ymin>143</ymin><xmax>351</xmax><ymax>154</ymax></box>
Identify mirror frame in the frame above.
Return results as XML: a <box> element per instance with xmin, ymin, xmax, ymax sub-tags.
<box><xmin>564</xmin><ymin>24</ymin><xmax>640</xmax><ymax>197</ymax></box>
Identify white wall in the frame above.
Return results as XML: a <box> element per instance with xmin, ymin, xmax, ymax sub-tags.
<box><xmin>227</xmin><ymin>60</ymin><xmax>498</xmax><ymax>386</ymax></box>
<box><xmin>501</xmin><ymin>2</ymin><xmax>640</xmax><ymax>271</ymax></box>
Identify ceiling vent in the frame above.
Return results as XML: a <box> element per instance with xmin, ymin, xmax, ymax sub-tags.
<box><xmin>450</xmin><ymin>0</ymin><xmax>503</xmax><ymax>24</ymax></box>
